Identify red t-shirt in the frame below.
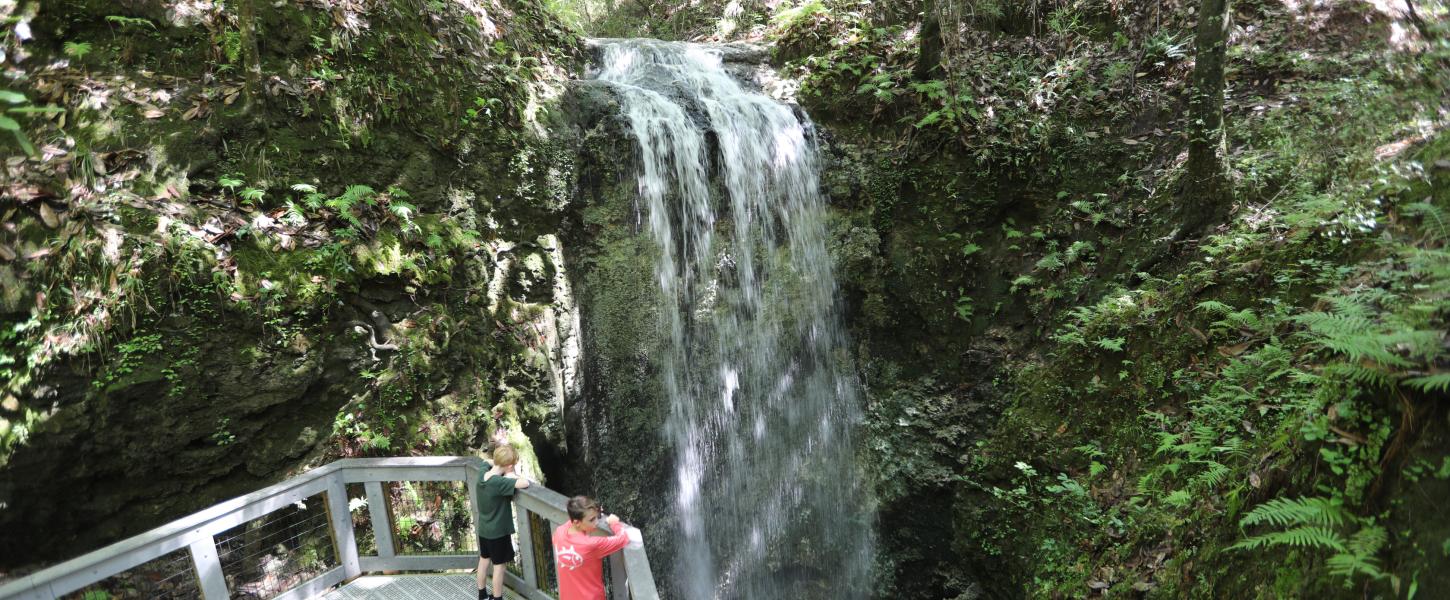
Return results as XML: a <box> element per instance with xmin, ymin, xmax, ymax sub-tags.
<box><xmin>552</xmin><ymin>520</ymin><xmax>629</xmax><ymax>600</ymax></box>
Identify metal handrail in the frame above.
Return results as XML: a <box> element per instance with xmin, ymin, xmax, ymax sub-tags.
<box><xmin>0</xmin><ymin>457</ymin><xmax>659</xmax><ymax>600</ymax></box>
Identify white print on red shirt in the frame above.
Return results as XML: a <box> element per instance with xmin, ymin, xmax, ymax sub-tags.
<box><xmin>557</xmin><ymin>544</ymin><xmax>584</xmax><ymax>570</ymax></box>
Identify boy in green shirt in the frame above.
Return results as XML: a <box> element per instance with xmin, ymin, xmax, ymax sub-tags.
<box><xmin>476</xmin><ymin>444</ymin><xmax>530</xmax><ymax>600</ymax></box>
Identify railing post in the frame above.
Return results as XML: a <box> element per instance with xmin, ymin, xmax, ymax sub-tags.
<box><xmin>326</xmin><ymin>474</ymin><xmax>362</xmax><ymax>578</ymax></box>
<box><xmin>621</xmin><ymin>527</ymin><xmax>659</xmax><ymax>600</ymax></box>
<box><xmin>188</xmin><ymin>535</ymin><xmax>230</xmax><ymax>600</ymax></box>
<box><xmin>515</xmin><ymin>506</ymin><xmax>539</xmax><ymax>588</ymax></box>
<box><xmin>364</xmin><ymin>481</ymin><xmax>395</xmax><ymax>558</ymax></box>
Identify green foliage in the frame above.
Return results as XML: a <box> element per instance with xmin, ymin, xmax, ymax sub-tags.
<box><xmin>211</xmin><ymin>417</ymin><xmax>236</xmax><ymax>446</ymax></box>
<box><xmin>325</xmin><ymin>184</ymin><xmax>377</xmax><ymax>228</ymax></box>
<box><xmin>62</xmin><ymin>41</ymin><xmax>92</xmax><ymax>59</ymax></box>
<box><xmin>1233</xmin><ymin>496</ymin><xmax>1389</xmax><ymax>585</ymax></box>
<box><xmin>771</xmin><ymin>0</ymin><xmax>827</xmax><ymax>32</ymax></box>
<box><xmin>104</xmin><ymin>15</ymin><xmax>156</xmax><ymax>29</ymax></box>
<box><xmin>1237</xmin><ymin>496</ymin><xmax>1348</xmax><ymax>529</ymax></box>
<box><xmin>0</xmin><ymin>90</ymin><xmax>64</xmax><ymax>158</ymax></box>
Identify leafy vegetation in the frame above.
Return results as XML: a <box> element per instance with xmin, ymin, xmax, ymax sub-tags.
<box><xmin>1</xmin><ymin>0</ymin><xmax>1447</xmax><ymax>597</ymax></box>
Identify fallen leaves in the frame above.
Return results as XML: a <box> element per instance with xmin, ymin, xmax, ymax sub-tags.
<box><xmin>37</xmin><ymin>202</ymin><xmax>61</xmax><ymax>228</ymax></box>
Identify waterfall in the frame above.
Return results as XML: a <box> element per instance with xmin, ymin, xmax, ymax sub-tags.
<box><xmin>591</xmin><ymin>39</ymin><xmax>874</xmax><ymax>598</ymax></box>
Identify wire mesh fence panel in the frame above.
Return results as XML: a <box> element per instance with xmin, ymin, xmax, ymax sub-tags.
<box><xmin>603</xmin><ymin>561</ymin><xmax>618</xmax><ymax>600</ymax></box>
<box><xmin>345</xmin><ymin>482</ymin><xmax>375</xmax><ymax>557</ymax></box>
<box><xmin>59</xmin><ymin>548</ymin><xmax>200</xmax><ymax>600</ymax></box>
<box><xmin>389</xmin><ymin>480</ymin><xmax>477</xmax><ymax>555</ymax></box>
<box><xmin>533</xmin><ymin>515</ymin><xmax>560</xmax><ymax>597</ymax></box>
<box><xmin>215</xmin><ymin>492</ymin><xmax>337</xmax><ymax>600</ymax></box>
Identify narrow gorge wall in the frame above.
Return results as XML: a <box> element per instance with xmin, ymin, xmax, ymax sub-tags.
<box><xmin>0</xmin><ymin>0</ymin><xmax>584</xmax><ymax>566</ymax></box>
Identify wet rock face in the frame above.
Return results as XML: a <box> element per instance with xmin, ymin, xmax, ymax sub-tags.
<box><xmin>556</xmin><ymin>74</ymin><xmax>675</xmax><ymax>525</ymax></box>
<box><xmin>0</xmin><ymin>313</ymin><xmax>362</xmax><ymax>565</ymax></box>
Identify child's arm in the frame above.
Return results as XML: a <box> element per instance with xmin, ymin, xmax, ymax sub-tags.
<box><xmin>590</xmin><ymin>517</ymin><xmax>630</xmax><ymax>556</ymax></box>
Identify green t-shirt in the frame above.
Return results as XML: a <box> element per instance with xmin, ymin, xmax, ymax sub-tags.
<box><xmin>476</xmin><ymin>473</ymin><xmax>518</xmax><ymax>540</ymax></box>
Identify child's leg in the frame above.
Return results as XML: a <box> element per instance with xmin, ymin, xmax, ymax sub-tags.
<box><xmin>476</xmin><ymin>557</ymin><xmax>492</xmax><ymax>592</ymax></box>
<box><xmin>491</xmin><ymin>563</ymin><xmax>507</xmax><ymax>598</ymax></box>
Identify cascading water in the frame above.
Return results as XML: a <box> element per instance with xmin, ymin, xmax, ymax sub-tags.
<box><xmin>591</xmin><ymin>40</ymin><xmax>874</xmax><ymax>598</ymax></box>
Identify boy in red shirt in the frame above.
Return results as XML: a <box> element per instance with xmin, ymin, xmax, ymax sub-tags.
<box><xmin>552</xmin><ymin>496</ymin><xmax>631</xmax><ymax>600</ymax></box>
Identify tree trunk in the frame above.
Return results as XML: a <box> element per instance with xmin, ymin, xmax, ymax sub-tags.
<box><xmin>915</xmin><ymin>0</ymin><xmax>944</xmax><ymax>80</ymax></box>
<box><xmin>1183</xmin><ymin>0</ymin><xmax>1231</xmax><ymax>230</ymax></box>
<box><xmin>237</xmin><ymin>0</ymin><xmax>263</xmax><ymax>106</ymax></box>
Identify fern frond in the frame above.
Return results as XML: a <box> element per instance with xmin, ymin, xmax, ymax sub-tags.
<box><xmin>1346</xmin><ymin>524</ymin><xmax>1387</xmax><ymax>556</ymax></box>
<box><xmin>1294</xmin><ymin>311</ymin><xmax>1374</xmax><ymax>335</ymax></box>
<box><xmin>1325</xmin><ymin>552</ymin><xmax>1385</xmax><ymax>579</ymax></box>
<box><xmin>1230</xmin><ymin>526</ymin><xmax>1346</xmax><ymax>552</ymax></box>
<box><xmin>1136</xmin><ymin>472</ymin><xmax>1157</xmax><ymax>494</ymax></box>
<box><xmin>1154</xmin><ymin>431</ymin><xmax>1182</xmax><ymax>455</ymax></box>
<box><xmin>1035</xmin><ymin>252</ymin><xmax>1064</xmax><ymax>271</ymax></box>
<box><xmin>1322</xmin><ymin>361</ymin><xmax>1394</xmax><ymax>388</ymax></box>
<box><xmin>1239</xmin><ymin>496</ymin><xmax>1348</xmax><ymax>528</ymax></box>
<box><xmin>1163</xmin><ymin>489</ymin><xmax>1194</xmax><ymax>508</ymax></box>
<box><xmin>1224</xmin><ymin>308</ymin><xmax>1261</xmax><ymax>330</ymax></box>
<box><xmin>1403</xmin><ymin>201</ymin><xmax>1449</xmax><ymax>242</ymax></box>
<box><xmin>1326</xmin><ymin>295</ymin><xmax>1373</xmax><ymax>320</ymax></box>
<box><xmin>1190</xmin><ymin>461</ymin><xmax>1230</xmax><ymax>490</ymax></box>
<box><xmin>1316</xmin><ymin>337</ymin><xmax>1411</xmax><ymax>367</ymax></box>
<box><xmin>1403</xmin><ymin>372</ymin><xmax>1450</xmax><ymax>393</ymax></box>
<box><xmin>1195</xmin><ymin>300</ymin><xmax>1233</xmax><ymax>315</ymax></box>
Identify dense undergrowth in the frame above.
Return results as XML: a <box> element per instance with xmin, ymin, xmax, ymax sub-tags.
<box><xmin>764</xmin><ymin>0</ymin><xmax>1450</xmax><ymax>597</ymax></box>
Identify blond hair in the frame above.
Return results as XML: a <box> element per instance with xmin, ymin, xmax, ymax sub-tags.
<box><xmin>492</xmin><ymin>444</ymin><xmax>519</xmax><ymax>467</ymax></box>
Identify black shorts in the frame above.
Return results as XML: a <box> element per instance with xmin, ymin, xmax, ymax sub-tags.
<box><xmin>479</xmin><ymin>535</ymin><xmax>515</xmax><ymax>564</ymax></box>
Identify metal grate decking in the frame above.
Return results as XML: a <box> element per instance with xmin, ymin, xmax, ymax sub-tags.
<box><xmin>321</xmin><ymin>574</ymin><xmax>507</xmax><ymax>600</ymax></box>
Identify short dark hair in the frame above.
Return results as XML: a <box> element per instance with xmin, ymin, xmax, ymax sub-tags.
<box><xmin>567</xmin><ymin>496</ymin><xmax>599</xmax><ymax>522</ymax></box>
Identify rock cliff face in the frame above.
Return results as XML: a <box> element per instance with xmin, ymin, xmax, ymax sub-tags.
<box><xmin>0</xmin><ymin>0</ymin><xmax>585</xmax><ymax>567</ymax></box>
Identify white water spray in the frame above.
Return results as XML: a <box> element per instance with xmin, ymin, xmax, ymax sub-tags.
<box><xmin>592</xmin><ymin>40</ymin><xmax>874</xmax><ymax>598</ymax></box>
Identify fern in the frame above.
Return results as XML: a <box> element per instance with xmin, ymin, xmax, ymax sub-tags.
<box><xmin>1035</xmin><ymin>251</ymin><xmax>1064</xmax><ymax>271</ymax></box>
<box><xmin>1326</xmin><ymin>525</ymin><xmax>1388</xmax><ymax>580</ymax></box>
<box><xmin>1403</xmin><ymin>201</ymin><xmax>1449</xmax><ymax>242</ymax></box>
<box><xmin>388</xmin><ymin>200</ymin><xmax>417</xmax><ymax>223</ymax></box>
<box><xmin>1320</xmin><ymin>362</ymin><xmax>1394</xmax><ymax>388</ymax></box>
<box><xmin>1093</xmin><ymin>337</ymin><xmax>1125</xmax><ymax>352</ymax></box>
<box><xmin>282</xmin><ymin>201</ymin><xmax>307</xmax><ymax>227</ymax></box>
<box><xmin>1189</xmin><ymin>460</ymin><xmax>1230</xmax><ymax>490</ymax></box>
<box><xmin>1239</xmin><ymin>496</ymin><xmax>1348</xmax><ymax>528</ymax></box>
<box><xmin>62</xmin><ymin>41</ymin><xmax>93</xmax><ymax>59</ymax></box>
<box><xmin>1163</xmin><ymin>489</ymin><xmax>1194</xmax><ymax>508</ymax></box>
<box><xmin>1294</xmin><ymin>311</ymin><xmax>1412</xmax><ymax>367</ymax></box>
<box><xmin>218</xmin><ymin>175</ymin><xmax>244</xmax><ymax>191</ymax></box>
<box><xmin>1231</xmin><ymin>526</ymin><xmax>1346</xmax><ymax>552</ymax></box>
<box><xmin>1195</xmin><ymin>300</ymin><xmax>1233</xmax><ymax>315</ymax></box>
<box><xmin>325</xmin><ymin>185</ymin><xmax>376</xmax><ymax>228</ymax></box>
<box><xmin>1009</xmin><ymin>275</ymin><xmax>1037</xmax><ymax>293</ymax></box>
<box><xmin>1064</xmin><ymin>240</ymin><xmax>1095</xmax><ymax>264</ymax></box>
<box><xmin>1222</xmin><ymin>308</ymin><xmax>1261</xmax><ymax>331</ymax></box>
<box><xmin>1403</xmin><ymin>372</ymin><xmax>1450</xmax><ymax>393</ymax></box>
<box><xmin>239</xmin><ymin>188</ymin><xmax>265</xmax><ymax>205</ymax></box>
